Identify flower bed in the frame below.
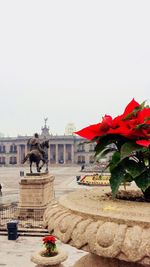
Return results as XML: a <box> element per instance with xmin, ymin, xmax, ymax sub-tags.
<box><xmin>78</xmin><ymin>174</ymin><xmax>110</xmax><ymax>186</ymax></box>
<box><xmin>78</xmin><ymin>174</ymin><xmax>131</xmax><ymax>186</ymax></box>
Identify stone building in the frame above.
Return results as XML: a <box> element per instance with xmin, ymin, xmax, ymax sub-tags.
<box><xmin>0</xmin><ymin>121</ymin><xmax>96</xmax><ymax>167</ymax></box>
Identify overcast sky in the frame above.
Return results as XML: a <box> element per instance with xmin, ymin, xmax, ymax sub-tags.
<box><xmin>0</xmin><ymin>0</ymin><xmax>150</xmax><ymax>137</ymax></box>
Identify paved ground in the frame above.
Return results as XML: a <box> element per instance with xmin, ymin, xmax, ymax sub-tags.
<box><xmin>0</xmin><ymin>235</ymin><xmax>87</xmax><ymax>267</ymax></box>
<box><xmin>0</xmin><ymin>166</ymin><xmax>135</xmax><ymax>266</ymax></box>
<box><xmin>0</xmin><ymin>166</ymin><xmax>91</xmax><ymax>267</ymax></box>
<box><xmin>0</xmin><ymin>166</ymin><xmax>88</xmax><ymax>205</ymax></box>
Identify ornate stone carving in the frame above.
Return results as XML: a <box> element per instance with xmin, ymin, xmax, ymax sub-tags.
<box><xmin>43</xmin><ymin>188</ymin><xmax>150</xmax><ymax>266</ymax></box>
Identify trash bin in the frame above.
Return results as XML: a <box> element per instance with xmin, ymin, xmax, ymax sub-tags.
<box><xmin>7</xmin><ymin>220</ymin><xmax>18</xmax><ymax>240</ymax></box>
<box><xmin>76</xmin><ymin>176</ymin><xmax>81</xmax><ymax>182</ymax></box>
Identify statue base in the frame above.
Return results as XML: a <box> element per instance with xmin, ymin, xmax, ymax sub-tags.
<box><xmin>17</xmin><ymin>173</ymin><xmax>55</xmax><ymax>219</ymax></box>
<box><xmin>26</xmin><ymin>172</ymin><xmax>49</xmax><ymax>176</ymax></box>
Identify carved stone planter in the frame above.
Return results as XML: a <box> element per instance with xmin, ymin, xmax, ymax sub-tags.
<box><xmin>31</xmin><ymin>248</ymin><xmax>68</xmax><ymax>266</ymax></box>
<box><xmin>43</xmin><ymin>188</ymin><xmax>150</xmax><ymax>267</ymax></box>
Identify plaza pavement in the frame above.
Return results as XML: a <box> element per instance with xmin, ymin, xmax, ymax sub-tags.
<box><xmin>0</xmin><ymin>166</ymin><xmax>88</xmax><ymax>204</ymax></box>
<box><xmin>0</xmin><ymin>235</ymin><xmax>87</xmax><ymax>267</ymax></box>
<box><xmin>0</xmin><ymin>166</ymin><xmax>89</xmax><ymax>267</ymax></box>
<box><xmin>0</xmin><ymin>166</ymin><xmax>135</xmax><ymax>266</ymax></box>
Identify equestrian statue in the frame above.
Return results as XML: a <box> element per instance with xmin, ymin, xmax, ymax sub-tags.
<box><xmin>23</xmin><ymin>133</ymin><xmax>49</xmax><ymax>173</ymax></box>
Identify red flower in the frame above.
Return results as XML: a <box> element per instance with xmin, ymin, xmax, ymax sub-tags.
<box><xmin>122</xmin><ymin>98</ymin><xmax>140</xmax><ymax>117</ymax></box>
<box><xmin>136</xmin><ymin>140</ymin><xmax>150</xmax><ymax>147</ymax></box>
<box><xmin>75</xmin><ymin>115</ymin><xmax>113</xmax><ymax>140</ymax></box>
<box><xmin>75</xmin><ymin>123</ymin><xmax>101</xmax><ymax>140</ymax></box>
<box><xmin>75</xmin><ymin>99</ymin><xmax>140</xmax><ymax>140</ymax></box>
<box><xmin>43</xmin><ymin>235</ymin><xmax>56</xmax><ymax>244</ymax></box>
<box><xmin>137</xmin><ymin>108</ymin><xmax>150</xmax><ymax>123</ymax></box>
<box><xmin>75</xmin><ymin>99</ymin><xmax>150</xmax><ymax>148</ymax></box>
<box><xmin>99</xmin><ymin>115</ymin><xmax>113</xmax><ymax>132</ymax></box>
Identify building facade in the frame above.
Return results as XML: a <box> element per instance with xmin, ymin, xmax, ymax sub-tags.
<box><xmin>0</xmin><ymin>122</ymin><xmax>96</xmax><ymax>167</ymax></box>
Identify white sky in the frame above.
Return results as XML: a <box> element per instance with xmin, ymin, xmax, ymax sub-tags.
<box><xmin>0</xmin><ymin>0</ymin><xmax>150</xmax><ymax>136</ymax></box>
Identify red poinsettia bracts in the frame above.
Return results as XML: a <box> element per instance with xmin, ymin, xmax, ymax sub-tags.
<box><xmin>122</xmin><ymin>98</ymin><xmax>140</xmax><ymax>116</ymax></box>
<box><xmin>136</xmin><ymin>140</ymin><xmax>150</xmax><ymax>147</ymax></box>
<box><xmin>75</xmin><ymin>122</ymin><xmax>101</xmax><ymax>140</ymax></box>
<box><xmin>75</xmin><ymin>99</ymin><xmax>150</xmax><ymax>147</ymax></box>
<box><xmin>43</xmin><ymin>235</ymin><xmax>56</xmax><ymax>244</ymax></box>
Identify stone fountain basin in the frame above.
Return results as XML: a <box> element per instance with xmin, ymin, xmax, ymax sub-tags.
<box><xmin>43</xmin><ymin>188</ymin><xmax>150</xmax><ymax>266</ymax></box>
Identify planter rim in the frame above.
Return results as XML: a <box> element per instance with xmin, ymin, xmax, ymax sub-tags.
<box><xmin>31</xmin><ymin>247</ymin><xmax>68</xmax><ymax>265</ymax></box>
<box><xmin>58</xmin><ymin>188</ymin><xmax>150</xmax><ymax>227</ymax></box>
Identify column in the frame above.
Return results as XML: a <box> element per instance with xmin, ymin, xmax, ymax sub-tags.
<box><xmin>71</xmin><ymin>144</ymin><xmax>74</xmax><ymax>164</ymax></box>
<box><xmin>56</xmin><ymin>144</ymin><xmax>58</xmax><ymax>164</ymax></box>
<box><xmin>5</xmin><ymin>143</ymin><xmax>10</xmax><ymax>166</ymax></box>
<box><xmin>64</xmin><ymin>144</ymin><xmax>66</xmax><ymax>164</ymax></box>
<box><xmin>20</xmin><ymin>146</ymin><xmax>23</xmax><ymax>163</ymax></box>
<box><xmin>17</xmin><ymin>145</ymin><xmax>20</xmax><ymax>165</ymax></box>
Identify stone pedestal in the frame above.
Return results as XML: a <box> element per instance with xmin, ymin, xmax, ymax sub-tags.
<box><xmin>18</xmin><ymin>173</ymin><xmax>55</xmax><ymax>219</ymax></box>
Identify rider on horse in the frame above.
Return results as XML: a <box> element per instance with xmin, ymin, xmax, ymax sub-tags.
<box><xmin>28</xmin><ymin>133</ymin><xmax>45</xmax><ymax>158</ymax></box>
<box><xmin>23</xmin><ymin>133</ymin><xmax>49</xmax><ymax>173</ymax></box>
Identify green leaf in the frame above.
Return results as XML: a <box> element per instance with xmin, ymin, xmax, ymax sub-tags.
<box><xmin>124</xmin><ymin>159</ymin><xmax>146</xmax><ymax>178</ymax></box>
<box><xmin>136</xmin><ymin>123</ymin><xmax>150</xmax><ymax>130</ymax></box>
<box><xmin>109</xmin><ymin>151</ymin><xmax>120</xmax><ymax>172</ymax></box>
<box><xmin>95</xmin><ymin>147</ymin><xmax>116</xmax><ymax>161</ymax></box>
<box><xmin>120</xmin><ymin>141</ymin><xmax>143</xmax><ymax>159</ymax></box>
<box><xmin>110</xmin><ymin>165</ymin><xmax>126</xmax><ymax>197</ymax></box>
<box><xmin>94</xmin><ymin>136</ymin><xmax>111</xmax><ymax>155</ymax></box>
<box><xmin>134</xmin><ymin>170</ymin><xmax>150</xmax><ymax>191</ymax></box>
<box><xmin>144</xmin><ymin>158</ymin><xmax>149</xmax><ymax>166</ymax></box>
<box><xmin>123</xmin><ymin>173</ymin><xmax>133</xmax><ymax>182</ymax></box>
<box><xmin>144</xmin><ymin>117</ymin><xmax>150</xmax><ymax>123</ymax></box>
<box><xmin>95</xmin><ymin>134</ymin><xmax>127</xmax><ymax>156</ymax></box>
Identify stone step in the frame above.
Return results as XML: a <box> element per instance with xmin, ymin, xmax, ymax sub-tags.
<box><xmin>0</xmin><ymin>227</ymin><xmax>48</xmax><ymax>232</ymax></box>
<box><xmin>0</xmin><ymin>229</ymin><xmax>49</xmax><ymax>237</ymax></box>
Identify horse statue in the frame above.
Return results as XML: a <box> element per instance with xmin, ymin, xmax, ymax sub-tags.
<box><xmin>22</xmin><ymin>140</ymin><xmax>49</xmax><ymax>173</ymax></box>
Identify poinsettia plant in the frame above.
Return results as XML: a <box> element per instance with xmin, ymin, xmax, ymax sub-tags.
<box><xmin>42</xmin><ymin>235</ymin><xmax>57</xmax><ymax>256</ymax></box>
<box><xmin>75</xmin><ymin>99</ymin><xmax>150</xmax><ymax>201</ymax></box>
